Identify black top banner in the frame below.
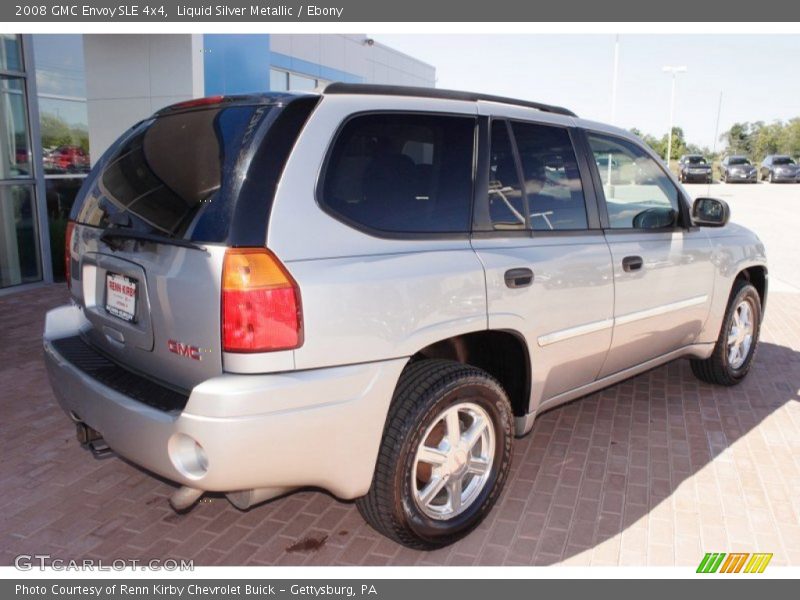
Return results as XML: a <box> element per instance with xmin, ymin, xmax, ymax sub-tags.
<box><xmin>5</xmin><ymin>0</ymin><xmax>800</xmax><ymax>22</ymax></box>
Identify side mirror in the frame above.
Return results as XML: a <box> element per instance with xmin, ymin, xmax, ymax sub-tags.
<box><xmin>692</xmin><ymin>197</ymin><xmax>730</xmax><ymax>227</ymax></box>
<box><xmin>633</xmin><ymin>207</ymin><xmax>677</xmax><ymax>229</ymax></box>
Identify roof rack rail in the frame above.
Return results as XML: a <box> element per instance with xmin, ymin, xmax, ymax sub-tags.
<box><xmin>322</xmin><ymin>82</ymin><xmax>577</xmax><ymax>117</ymax></box>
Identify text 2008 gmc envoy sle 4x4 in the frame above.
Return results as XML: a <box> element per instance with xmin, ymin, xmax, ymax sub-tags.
<box><xmin>44</xmin><ymin>84</ymin><xmax>767</xmax><ymax>549</ymax></box>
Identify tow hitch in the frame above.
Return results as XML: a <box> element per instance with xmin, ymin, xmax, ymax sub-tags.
<box><xmin>75</xmin><ymin>423</ymin><xmax>114</xmax><ymax>459</ymax></box>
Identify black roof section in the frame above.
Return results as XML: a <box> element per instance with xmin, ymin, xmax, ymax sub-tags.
<box><xmin>323</xmin><ymin>83</ymin><xmax>577</xmax><ymax>117</ymax></box>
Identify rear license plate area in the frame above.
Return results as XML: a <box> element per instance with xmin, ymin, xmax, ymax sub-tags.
<box><xmin>105</xmin><ymin>272</ymin><xmax>137</xmax><ymax>322</ymax></box>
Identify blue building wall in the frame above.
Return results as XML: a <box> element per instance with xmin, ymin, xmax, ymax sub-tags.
<box><xmin>203</xmin><ymin>34</ymin><xmax>271</xmax><ymax>95</ymax></box>
<box><xmin>204</xmin><ymin>34</ymin><xmax>362</xmax><ymax>96</ymax></box>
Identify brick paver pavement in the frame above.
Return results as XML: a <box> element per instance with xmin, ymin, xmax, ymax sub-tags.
<box><xmin>1</xmin><ymin>284</ymin><xmax>798</xmax><ymax>567</ymax></box>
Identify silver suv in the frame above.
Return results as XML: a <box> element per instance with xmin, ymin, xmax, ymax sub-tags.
<box><xmin>44</xmin><ymin>84</ymin><xmax>767</xmax><ymax>549</ymax></box>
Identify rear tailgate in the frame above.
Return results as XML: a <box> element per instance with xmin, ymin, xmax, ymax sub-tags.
<box><xmin>70</xmin><ymin>229</ymin><xmax>226</xmax><ymax>390</ymax></box>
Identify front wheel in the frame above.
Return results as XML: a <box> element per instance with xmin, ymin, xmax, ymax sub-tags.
<box><xmin>357</xmin><ymin>359</ymin><xmax>513</xmax><ymax>549</ymax></box>
<box><xmin>691</xmin><ymin>279</ymin><xmax>761</xmax><ymax>386</ymax></box>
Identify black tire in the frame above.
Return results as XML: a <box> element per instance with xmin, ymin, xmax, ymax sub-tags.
<box><xmin>357</xmin><ymin>359</ymin><xmax>513</xmax><ymax>549</ymax></box>
<box><xmin>768</xmin><ymin>171</ymin><xmax>774</xmax><ymax>183</ymax></box>
<box><xmin>690</xmin><ymin>279</ymin><xmax>761</xmax><ymax>386</ymax></box>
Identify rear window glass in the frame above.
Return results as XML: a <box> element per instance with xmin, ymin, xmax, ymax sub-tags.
<box><xmin>321</xmin><ymin>113</ymin><xmax>475</xmax><ymax>234</ymax></box>
<box><xmin>71</xmin><ymin>105</ymin><xmax>273</xmax><ymax>242</ymax></box>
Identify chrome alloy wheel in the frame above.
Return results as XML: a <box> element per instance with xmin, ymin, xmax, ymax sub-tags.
<box><xmin>411</xmin><ymin>402</ymin><xmax>495</xmax><ymax>520</ymax></box>
<box><xmin>728</xmin><ymin>299</ymin><xmax>754</xmax><ymax>369</ymax></box>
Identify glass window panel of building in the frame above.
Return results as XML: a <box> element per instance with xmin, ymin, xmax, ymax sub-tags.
<box><xmin>0</xmin><ymin>77</ymin><xmax>32</xmax><ymax>179</ymax></box>
<box><xmin>270</xmin><ymin>68</ymin><xmax>329</xmax><ymax>92</ymax></box>
<box><xmin>32</xmin><ymin>34</ymin><xmax>87</xmax><ymax>97</ymax></box>
<box><xmin>0</xmin><ymin>34</ymin><xmax>23</xmax><ymax>72</ymax></box>
<box><xmin>0</xmin><ymin>184</ymin><xmax>42</xmax><ymax>287</ymax></box>
<box><xmin>32</xmin><ymin>35</ymin><xmax>91</xmax><ymax>282</ymax></box>
<box><xmin>0</xmin><ymin>34</ymin><xmax>40</xmax><ymax>289</ymax></box>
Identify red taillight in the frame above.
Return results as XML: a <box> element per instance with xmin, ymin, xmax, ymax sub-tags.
<box><xmin>64</xmin><ymin>221</ymin><xmax>75</xmax><ymax>289</ymax></box>
<box><xmin>167</xmin><ymin>96</ymin><xmax>224</xmax><ymax>111</ymax></box>
<box><xmin>221</xmin><ymin>248</ymin><xmax>303</xmax><ymax>353</ymax></box>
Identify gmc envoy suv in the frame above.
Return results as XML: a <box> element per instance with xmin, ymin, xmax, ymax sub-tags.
<box><xmin>44</xmin><ymin>84</ymin><xmax>767</xmax><ymax>549</ymax></box>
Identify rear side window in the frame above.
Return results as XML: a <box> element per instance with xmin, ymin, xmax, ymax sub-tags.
<box><xmin>486</xmin><ymin>120</ymin><xmax>588</xmax><ymax>231</ymax></box>
<box><xmin>71</xmin><ymin>104</ymin><xmax>275</xmax><ymax>242</ymax></box>
<box><xmin>488</xmin><ymin>121</ymin><xmax>525</xmax><ymax>230</ymax></box>
<box><xmin>321</xmin><ymin>113</ymin><xmax>475</xmax><ymax>234</ymax></box>
<box><xmin>510</xmin><ymin>122</ymin><xmax>588</xmax><ymax>231</ymax></box>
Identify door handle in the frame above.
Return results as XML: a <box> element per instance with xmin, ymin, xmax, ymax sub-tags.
<box><xmin>622</xmin><ymin>255</ymin><xmax>644</xmax><ymax>272</ymax></box>
<box><xmin>504</xmin><ymin>268</ymin><xmax>534</xmax><ymax>288</ymax></box>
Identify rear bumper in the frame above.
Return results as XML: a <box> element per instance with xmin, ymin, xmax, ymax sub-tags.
<box><xmin>43</xmin><ymin>304</ymin><xmax>406</xmax><ymax>499</ymax></box>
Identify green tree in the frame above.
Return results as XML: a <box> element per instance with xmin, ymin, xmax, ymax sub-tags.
<box><xmin>661</xmin><ymin>126</ymin><xmax>687</xmax><ymax>161</ymax></box>
<box><xmin>750</xmin><ymin>121</ymin><xmax>782</xmax><ymax>161</ymax></box>
<box><xmin>39</xmin><ymin>112</ymin><xmax>89</xmax><ymax>153</ymax></box>
<box><xmin>778</xmin><ymin>118</ymin><xmax>800</xmax><ymax>159</ymax></box>
<box><xmin>39</xmin><ymin>113</ymin><xmax>73</xmax><ymax>148</ymax></box>
<box><xmin>720</xmin><ymin>122</ymin><xmax>752</xmax><ymax>156</ymax></box>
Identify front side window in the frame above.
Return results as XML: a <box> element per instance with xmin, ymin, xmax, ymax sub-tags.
<box><xmin>588</xmin><ymin>133</ymin><xmax>681</xmax><ymax>230</ymax></box>
<box><xmin>321</xmin><ymin>113</ymin><xmax>475</xmax><ymax>234</ymax></box>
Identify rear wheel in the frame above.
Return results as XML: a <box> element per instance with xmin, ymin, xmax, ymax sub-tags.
<box><xmin>691</xmin><ymin>279</ymin><xmax>761</xmax><ymax>386</ymax></box>
<box><xmin>357</xmin><ymin>359</ymin><xmax>513</xmax><ymax>549</ymax></box>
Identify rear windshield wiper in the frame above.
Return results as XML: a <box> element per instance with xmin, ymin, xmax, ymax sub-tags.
<box><xmin>100</xmin><ymin>229</ymin><xmax>206</xmax><ymax>252</ymax></box>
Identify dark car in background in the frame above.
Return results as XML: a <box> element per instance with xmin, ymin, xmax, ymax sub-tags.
<box><xmin>720</xmin><ymin>156</ymin><xmax>757</xmax><ymax>183</ymax></box>
<box><xmin>760</xmin><ymin>155</ymin><xmax>799</xmax><ymax>183</ymax></box>
<box><xmin>678</xmin><ymin>154</ymin><xmax>712</xmax><ymax>183</ymax></box>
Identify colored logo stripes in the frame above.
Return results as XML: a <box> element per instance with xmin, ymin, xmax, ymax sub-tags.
<box><xmin>697</xmin><ymin>552</ymin><xmax>773</xmax><ymax>573</ymax></box>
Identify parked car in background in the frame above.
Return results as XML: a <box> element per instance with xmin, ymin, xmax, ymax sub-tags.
<box><xmin>678</xmin><ymin>154</ymin><xmax>712</xmax><ymax>183</ymax></box>
<box><xmin>44</xmin><ymin>145</ymin><xmax>91</xmax><ymax>174</ymax></box>
<box><xmin>720</xmin><ymin>155</ymin><xmax>757</xmax><ymax>183</ymax></box>
<box><xmin>44</xmin><ymin>84</ymin><xmax>768</xmax><ymax>549</ymax></box>
<box><xmin>760</xmin><ymin>155</ymin><xmax>799</xmax><ymax>183</ymax></box>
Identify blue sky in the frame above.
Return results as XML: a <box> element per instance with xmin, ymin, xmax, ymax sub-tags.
<box><xmin>374</xmin><ymin>34</ymin><xmax>800</xmax><ymax>149</ymax></box>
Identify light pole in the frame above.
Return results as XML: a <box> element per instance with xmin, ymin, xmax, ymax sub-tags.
<box><xmin>610</xmin><ymin>35</ymin><xmax>620</xmax><ymax>124</ymax></box>
<box><xmin>662</xmin><ymin>65</ymin><xmax>687</xmax><ymax>169</ymax></box>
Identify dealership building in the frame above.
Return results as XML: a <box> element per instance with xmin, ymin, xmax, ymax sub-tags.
<box><xmin>0</xmin><ymin>34</ymin><xmax>435</xmax><ymax>293</ymax></box>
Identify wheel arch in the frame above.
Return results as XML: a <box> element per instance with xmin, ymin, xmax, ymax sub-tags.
<box><xmin>736</xmin><ymin>265</ymin><xmax>768</xmax><ymax>316</ymax></box>
<box><xmin>408</xmin><ymin>330</ymin><xmax>532</xmax><ymax>418</ymax></box>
